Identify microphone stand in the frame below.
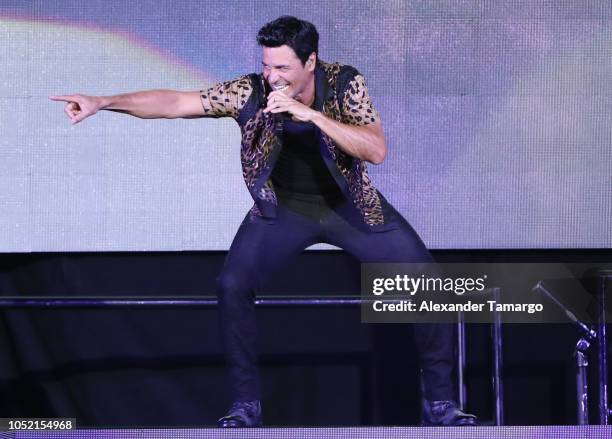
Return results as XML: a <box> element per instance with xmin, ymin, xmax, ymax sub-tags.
<box><xmin>532</xmin><ymin>281</ymin><xmax>596</xmax><ymax>425</ymax></box>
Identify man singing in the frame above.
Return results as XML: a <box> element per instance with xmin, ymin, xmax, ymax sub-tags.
<box><xmin>51</xmin><ymin>16</ymin><xmax>477</xmax><ymax>428</ymax></box>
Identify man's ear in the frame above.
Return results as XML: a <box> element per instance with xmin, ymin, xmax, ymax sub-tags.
<box><xmin>306</xmin><ymin>53</ymin><xmax>316</xmax><ymax>70</ymax></box>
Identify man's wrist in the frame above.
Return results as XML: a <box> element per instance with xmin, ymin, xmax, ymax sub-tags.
<box><xmin>309</xmin><ymin>110</ymin><xmax>326</xmax><ymax>125</ymax></box>
<box><xmin>98</xmin><ymin>95</ymin><xmax>111</xmax><ymax>111</ymax></box>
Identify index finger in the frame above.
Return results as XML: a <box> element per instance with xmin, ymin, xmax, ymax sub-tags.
<box><xmin>49</xmin><ymin>95</ymin><xmax>75</xmax><ymax>102</ymax></box>
<box><xmin>267</xmin><ymin>90</ymin><xmax>290</xmax><ymax>101</ymax></box>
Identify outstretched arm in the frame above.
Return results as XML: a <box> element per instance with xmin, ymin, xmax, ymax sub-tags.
<box><xmin>49</xmin><ymin>90</ymin><xmax>203</xmax><ymax>124</ymax></box>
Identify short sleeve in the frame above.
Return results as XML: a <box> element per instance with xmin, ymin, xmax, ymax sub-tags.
<box><xmin>340</xmin><ymin>74</ymin><xmax>380</xmax><ymax>126</ymax></box>
<box><xmin>199</xmin><ymin>75</ymin><xmax>252</xmax><ymax>119</ymax></box>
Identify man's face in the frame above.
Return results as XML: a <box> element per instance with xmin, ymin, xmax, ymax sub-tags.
<box><xmin>262</xmin><ymin>45</ymin><xmax>315</xmax><ymax>103</ymax></box>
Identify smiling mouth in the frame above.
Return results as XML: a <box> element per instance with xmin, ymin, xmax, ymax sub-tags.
<box><xmin>272</xmin><ymin>84</ymin><xmax>289</xmax><ymax>92</ymax></box>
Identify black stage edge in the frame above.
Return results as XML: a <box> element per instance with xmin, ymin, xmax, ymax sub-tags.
<box><xmin>0</xmin><ymin>250</ymin><xmax>610</xmax><ymax>427</ymax></box>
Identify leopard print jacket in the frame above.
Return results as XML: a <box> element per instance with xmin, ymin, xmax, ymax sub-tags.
<box><xmin>200</xmin><ymin>61</ymin><xmax>389</xmax><ymax>229</ymax></box>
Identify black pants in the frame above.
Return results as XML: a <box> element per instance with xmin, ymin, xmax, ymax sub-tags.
<box><xmin>216</xmin><ymin>188</ymin><xmax>454</xmax><ymax>402</ymax></box>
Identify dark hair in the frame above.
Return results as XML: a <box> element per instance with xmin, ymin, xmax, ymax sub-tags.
<box><xmin>256</xmin><ymin>16</ymin><xmax>319</xmax><ymax>65</ymax></box>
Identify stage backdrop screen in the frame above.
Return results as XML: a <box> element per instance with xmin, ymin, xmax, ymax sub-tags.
<box><xmin>1</xmin><ymin>1</ymin><xmax>611</xmax><ymax>251</ymax></box>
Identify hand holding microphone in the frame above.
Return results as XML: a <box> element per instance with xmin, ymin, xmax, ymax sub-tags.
<box><xmin>262</xmin><ymin>85</ymin><xmax>317</xmax><ymax>123</ymax></box>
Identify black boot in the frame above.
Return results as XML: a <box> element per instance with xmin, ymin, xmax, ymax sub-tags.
<box><xmin>217</xmin><ymin>400</ymin><xmax>262</xmax><ymax>427</ymax></box>
<box><xmin>422</xmin><ymin>400</ymin><xmax>478</xmax><ymax>426</ymax></box>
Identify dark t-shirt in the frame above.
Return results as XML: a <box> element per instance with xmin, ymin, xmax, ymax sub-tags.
<box><xmin>270</xmin><ymin>118</ymin><xmax>346</xmax><ymax>218</ymax></box>
<box><xmin>271</xmin><ymin>118</ymin><xmax>342</xmax><ymax>196</ymax></box>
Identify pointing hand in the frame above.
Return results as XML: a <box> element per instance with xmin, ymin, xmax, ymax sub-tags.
<box><xmin>49</xmin><ymin>94</ymin><xmax>102</xmax><ymax>124</ymax></box>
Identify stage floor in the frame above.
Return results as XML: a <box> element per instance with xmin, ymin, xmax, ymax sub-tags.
<box><xmin>3</xmin><ymin>426</ymin><xmax>611</xmax><ymax>439</ymax></box>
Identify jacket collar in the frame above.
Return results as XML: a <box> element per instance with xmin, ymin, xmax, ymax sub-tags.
<box><xmin>313</xmin><ymin>61</ymin><xmax>333</xmax><ymax>111</ymax></box>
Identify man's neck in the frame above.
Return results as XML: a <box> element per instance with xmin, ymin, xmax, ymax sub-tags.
<box><xmin>296</xmin><ymin>74</ymin><xmax>316</xmax><ymax>108</ymax></box>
